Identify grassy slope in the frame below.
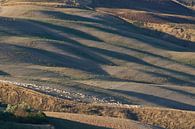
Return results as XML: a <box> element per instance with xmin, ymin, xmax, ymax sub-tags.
<box><xmin>0</xmin><ymin>3</ymin><xmax>195</xmax><ymax>111</ymax></box>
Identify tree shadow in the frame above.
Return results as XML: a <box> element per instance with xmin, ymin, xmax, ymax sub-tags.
<box><xmin>38</xmin><ymin>9</ymin><xmax>195</xmax><ymax>25</ymax></box>
<box><xmin>0</xmin><ymin>43</ymin><xmax>108</xmax><ymax>75</ymax></box>
<box><xmin>33</xmin><ymin>20</ymin><xmax>151</xmax><ymax>66</ymax></box>
<box><xmin>22</xmin><ymin>20</ymin><xmax>195</xmax><ymax>82</ymax></box>
<box><xmin>32</xmin><ymin>20</ymin><xmax>103</xmax><ymax>42</ymax></box>
<box><xmin>52</xmin><ymin>40</ymin><xmax>154</xmax><ymax>67</ymax></box>
<box><xmin>48</xmin><ymin>117</ymin><xmax>111</xmax><ymax>129</ymax></box>
<box><xmin>142</xmin><ymin>70</ymin><xmax>195</xmax><ymax>86</ymax></box>
<box><xmin>112</xmin><ymin>45</ymin><xmax>195</xmax><ymax>69</ymax></box>
<box><xmin>49</xmin><ymin>42</ymin><xmax>115</xmax><ymax>66</ymax></box>
<box><xmin>0</xmin><ymin>17</ymin><xmax>161</xmax><ymax>67</ymax></box>
<box><xmin>83</xmin><ymin>21</ymin><xmax>195</xmax><ymax>52</ymax></box>
<box><xmin>158</xmin><ymin>86</ymin><xmax>195</xmax><ymax>98</ymax></box>
<box><xmin>109</xmin><ymin>89</ymin><xmax>195</xmax><ymax>111</ymax></box>
<box><xmin>90</xmin><ymin>0</ymin><xmax>195</xmax><ymax>16</ymax></box>
<box><xmin>1</xmin><ymin>15</ymin><xmax>195</xmax><ymax>84</ymax></box>
<box><xmin>2</xmin><ymin>15</ymin><xmax>195</xmax><ymax>52</ymax></box>
<box><xmin>30</xmin><ymin>19</ymin><xmax>189</xmax><ymax>69</ymax></box>
<box><xmin>39</xmin><ymin>10</ymin><xmax>105</xmax><ymax>24</ymax></box>
<box><xmin>0</xmin><ymin>16</ymin><xmax>103</xmax><ymax>42</ymax></box>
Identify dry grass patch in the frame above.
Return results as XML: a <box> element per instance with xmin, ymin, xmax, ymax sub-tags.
<box><xmin>128</xmin><ymin>107</ymin><xmax>195</xmax><ymax>129</ymax></box>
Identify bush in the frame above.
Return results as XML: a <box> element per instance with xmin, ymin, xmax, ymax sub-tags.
<box><xmin>2</xmin><ymin>103</ymin><xmax>48</xmax><ymax>124</ymax></box>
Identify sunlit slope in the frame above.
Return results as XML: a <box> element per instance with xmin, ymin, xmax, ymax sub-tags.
<box><xmin>0</xmin><ymin>4</ymin><xmax>195</xmax><ymax>110</ymax></box>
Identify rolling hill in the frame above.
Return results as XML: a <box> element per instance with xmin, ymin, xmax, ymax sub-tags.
<box><xmin>0</xmin><ymin>1</ymin><xmax>195</xmax><ymax>110</ymax></box>
<box><xmin>0</xmin><ymin>0</ymin><xmax>195</xmax><ymax>128</ymax></box>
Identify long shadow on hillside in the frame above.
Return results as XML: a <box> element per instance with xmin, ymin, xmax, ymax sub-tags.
<box><xmin>90</xmin><ymin>0</ymin><xmax>195</xmax><ymax>16</ymax></box>
<box><xmin>27</xmin><ymin>20</ymin><xmax>195</xmax><ymax>77</ymax></box>
<box><xmin>159</xmin><ymin>86</ymin><xmax>195</xmax><ymax>98</ymax></box>
<box><xmin>0</xmin><ymin>43</ymin><xmax>108</xmax><ymax>75</ymax></box>
<box><xmin>0</xmin><ymin>17</ymin><xmax>115</xmax><ymax>66</ymax></box>
<box><xmin>49</xmin><ymin>117</ymin><xmax>111</xmax><ymax>129</ymax></box>
<box><xmin>65</xmin><ymin>11</ymin><xmax>195</xmax><ymax>51</ymax></box>
<box><xmin>2</xmin><ymin>15</ymin><xmax>194</xmax><ymax>52</ymax></box>
<box><xmin>29</xmin><ymin>20</ymin><xmax>195</xmax><ymax>86</ymax></box>
<box><xmin>114</xmin><ymin>45</ymin><xmax>194</xmax><ymax>68</ymax></box>
<box><xmin>1</xmin><ymin>16</ymin><xmax>195</xmax><ymax>85</ymax></box>
<box><xmin>110</xmin><ymin>89</ymin><xmax>195</xmax><ymax>111</ymax></box>
<box><xmin>0</xmin><ymin>18</ymin><xmax>161</xmax><ymax>67</ymax></box>
<box><xmin>31</xmin><ymin>20</ymin><xmax>103</xmax><ymax>42</ymax></box>
<box><xmin>142</xmin><ymin>70</ymin><xmax>195</xmax><ymax>86</ymax></box>
<box><xmin>39</xmin><ymin>10</ymin><xmax>105</xmax><ymax>24</ymax></box>
<box><xmin>39</xmin><ymin>10</ymin><xmax>195</xmax><ymax>24</ymax></box>
<box><xmin>86</xmin><ymin>46</ymin><xmax>195</xmax><ymax>85</ymax></box>
<box><xmin>3</xmin><ymin>11</ymin><xmax>195</xmax><ymax>52</ymax></box>
<box><xmin>51</xmin><ymin>39</ymin><xmax>195</xmax><ymax>85</ymax></box>
<box><xmin>83</xmin><ymin>22</ymin><xmax>195</xmax><ymax>52</ymax></box>
<box><xmin>35</xmin><ymin>11</ymin><xmax>193</xmax><ymax>67</ymax></box>
<box><xmin>52</xmin><ymin>42</ymin><xmax>151</xmax><ymax>66</ymax></box>
<box><xmin>0</xmin><ymin>16</ymin><xmax>102</xmax><ymax>42</ymax></box>
<box><xmin>49</xmin><ymin>42</ymin><xmax>115</xmax><ymax>66</ymax></box>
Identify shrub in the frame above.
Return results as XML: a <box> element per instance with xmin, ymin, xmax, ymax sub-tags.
<box><xmin>3</xmin><ymin>103</ymin><xmax>48</xmax><ymax>124</ymax></box>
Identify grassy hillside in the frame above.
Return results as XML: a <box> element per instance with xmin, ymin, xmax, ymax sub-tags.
<box><xmin>0</xmin><ymin>1</ymin><xmax>194</xmax><ymax>129</ymax></box>
<box><xmin>0</xmin><ymin>2</ymin><xmax>195</xmax><ymax>111</ymax></box>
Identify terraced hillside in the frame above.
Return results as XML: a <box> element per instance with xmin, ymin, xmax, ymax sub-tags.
<box><xmin>0</xmin><ymin>0</ymin><xmax>195</xmax><ymax>113</ymax></box>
